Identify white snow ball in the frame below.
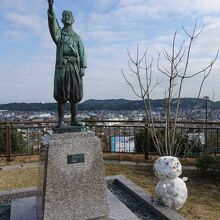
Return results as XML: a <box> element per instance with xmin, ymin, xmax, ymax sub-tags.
<box><xmin>155</xmin><ymin>177</ymin><xmax>187</xmax><ymax>210</ymax></box>
<box><xmin>153</xmin><ymin>156</ymin><xmax>182</xmax><ymax>179</ymax></box>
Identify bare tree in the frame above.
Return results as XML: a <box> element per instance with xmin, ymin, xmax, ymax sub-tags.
<box><xmin>122</xmin><ymin>20</ymin><xmax>219</xmax><ymax>156</ymax></box>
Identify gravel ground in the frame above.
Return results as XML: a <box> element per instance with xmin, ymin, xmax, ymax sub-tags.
<box><xmin>107</xmin><ymin>180</ymin><xmax>162</xmax><ymax>220</ymax></box>
<box><xmin>0</xmin><ymin>199</ymin><xmax>11</xmax><ymax>220</ymax></box>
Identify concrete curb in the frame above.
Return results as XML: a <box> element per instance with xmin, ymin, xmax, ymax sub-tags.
<box><xmin>107</xmin><ymin>175</ymin><xmax>186</xmax><ymax>220</ymax></box>
<box><xmin>0</xmin><ymin>187</ymin><xmax>40</xmax><ymax>201</ymax></box>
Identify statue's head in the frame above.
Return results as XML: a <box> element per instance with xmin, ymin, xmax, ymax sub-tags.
<box><xmin>61</xmin><ymin>10</ymin><xmax>74</xmax><ymax>25</ymax></box>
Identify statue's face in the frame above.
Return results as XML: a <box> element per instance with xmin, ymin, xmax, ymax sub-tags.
<box><xmin>62</xmin><ymin>10</ymin><xmax>74</xmax><ymax>25</ymax></box>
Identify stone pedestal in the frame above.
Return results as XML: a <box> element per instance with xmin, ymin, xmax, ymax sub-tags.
<box><xmin>43</xmin><ymin>131</ymin><xmax>109</xmax><ymax>220</ymax></box>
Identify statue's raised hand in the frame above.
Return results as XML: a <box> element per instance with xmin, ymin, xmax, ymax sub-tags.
<box><xmin>48</xmin><ymin>0</ymin><xmax>54</xmax><ymax>13</ymax></box>
<box><xmin>48</xmin><ymin>0</ymin><xmax>54</xmax><ymax>6</ymax></box>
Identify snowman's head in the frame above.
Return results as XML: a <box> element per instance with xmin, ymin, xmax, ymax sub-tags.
<box><xmin>153</xmin><ymin>156</ymin><xmax>182</xmax><ymax>180</ymax></box>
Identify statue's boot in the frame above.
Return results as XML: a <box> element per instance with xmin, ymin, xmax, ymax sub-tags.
<box><xmin>56</xmin><ymin>103</ymin><xmax>65</xmax><ymax>128</ymax></box>
<box><xmin>71</xmin><ymin>103</ymin><xmax>82</xmax><ymax>126</ymax></box>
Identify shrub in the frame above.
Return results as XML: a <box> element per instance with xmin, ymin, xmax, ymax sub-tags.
<box><xmin>179</xmin><ymin>139</ymin><xmax>203</xmax><ymax>157</ymax></box>
<box><xmin>196</xmin><ymin>155</ymin><xmax>220</xmax><ymax>173</ymax></box>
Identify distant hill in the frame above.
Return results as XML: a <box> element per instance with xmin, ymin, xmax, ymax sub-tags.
<box><xmin>0</xmin><ymin>98</ymin><xmax>216</xmax><ymax>112</ymax></box>
<box><xmin>0</xmin><ymin>103</ymin><xmax>58</xmax><ymax>112</ymax></box>
<box><xmin>80</xmin><ymin>99</ymin><xmax>144</xmax><ymax>111</ymax></box>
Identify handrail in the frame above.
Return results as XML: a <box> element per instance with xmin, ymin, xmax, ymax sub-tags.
<box><xmin>0</xmin><ymin>119</ymin><xmax>220</xmax><ymax>125</ymax></box>
<box><xmin>0</xmin><ymin>119</ymin><xmax>220</xmax><ymax>162</ymax></box>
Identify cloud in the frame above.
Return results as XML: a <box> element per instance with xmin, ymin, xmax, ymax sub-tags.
<box><xmin>4</xmin><ymin>12</ymin><xmax>44</xmax><ymax>33</ymax></box>
<box><xmin>0</xmin><ymin>0</ymin><xmax>43</xmax><ymax>13</ymax></box>
<box><xmin>3</xmin><ymin>11</ymin><xmax>53</xmax><ymax>49</ymax></box>
<box><xmin>1</xmin><ymin>0</ymin><xmax>220</xmax><ymax>103</ymax></box>
<box><xmin>118</xmin><ymin>0</ymin><xmax>220</xmax><ymax>16</ymax></box>
<box><xmin>93</xmin><ymin>0</ymin><xmax>119</xmax><ymax>12</ymax></box>
<box><xmin>3</xmin><ymin>30</ymin><xmax>28</xmax><ymax>40</ymax></box>
<box><xmin>0</xmin><ymin>0</ymin><xmax>27</xmax><ymax>12</ymax></box>
<box><xmin>87</xmin><ymin>0</ymin><xmax>220</xmax><ymax>34</ymax></box>
<box><xmin>0</xmin><ymin>55</ymin><xmax>54</xmax><ymax>103</ymax></box>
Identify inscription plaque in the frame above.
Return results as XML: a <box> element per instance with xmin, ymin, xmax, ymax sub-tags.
<box><xmin>67</xmin><ymin>154</ymin><xmax>84</xmax><ymax>164</ymax></box>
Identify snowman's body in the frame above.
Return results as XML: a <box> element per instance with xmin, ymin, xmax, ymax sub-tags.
<box><xmin>153</xmin><ymin>156</ymin><xmax>187</xmax><ymax>210</ymax></box>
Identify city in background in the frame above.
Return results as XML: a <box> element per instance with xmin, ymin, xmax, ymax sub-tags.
<box><xmin>0</xmin><ymin>98</ymin><xmax>220</xmax><ymax>162</ymax></box>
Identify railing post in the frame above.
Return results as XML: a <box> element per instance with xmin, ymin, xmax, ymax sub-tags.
<box><xmin>6</xmin><ymin>123</ymin><xmax>11</xmax><ymax>162</ymax></box>
<box><xmin>144</xmin><ymin>126</ymin><xmax>149</xmax><ymax>160</ymax></box>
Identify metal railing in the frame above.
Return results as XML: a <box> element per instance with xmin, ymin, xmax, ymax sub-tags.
<box><xmin>0</xmin><ymin>120</ymin><xmax>220</xmax><ymax>162</ymax></box>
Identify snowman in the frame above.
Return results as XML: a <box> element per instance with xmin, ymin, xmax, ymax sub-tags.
<box><xmin>153</xmin><ymin>156</ymin><xmax>188</xmax><ymax>210</ymax></box>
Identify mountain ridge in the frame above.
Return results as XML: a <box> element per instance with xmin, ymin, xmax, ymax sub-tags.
<box><xmin>0</xmin><ymin>98</ymin><xmax>219</xmax><ymax>112</ymax></box>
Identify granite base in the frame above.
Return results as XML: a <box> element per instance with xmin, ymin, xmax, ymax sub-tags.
<box><xmin>43</xmin><ymin>131</ymin><xmax>109</xmax><ymax>220</ymax></box>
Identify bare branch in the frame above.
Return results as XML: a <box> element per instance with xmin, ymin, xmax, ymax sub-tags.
<box><xmin>182</xmin><ymin>19</ymin><xmax>205</xmax><ymax>40</ymax></box>
<box><xmin>173</xmin><ymin>49</ymin><xmax>185</xmax><ymax>71</ymax></box>
<box><xmin>163</xmin><ymin>49</ymin><xmax>172</xmax><ymax>62</ymax></box>
<box><xmin>128</xmin><ymin>61</ymin><xmax>138</xmax><ymax>75</ymax></box>
<box><xmin>121</xmin><ymin>69</ymin><xmax>141</xmax><ymax>98</ymax></box>
<box><xmin>138</xmin><ymin>50</ymin><xmax>147</xmax><ymax>65</ymax></box>
<box><xmin>157</xmin><ymin>52</ymin><xmax>171</xmax><ymax>77</ymax></box>
<box><xmin>149</xmin><ymin>78</ymin><xmax>162</xmax><ymax>94</ymax></box>
<box><xmin>181</xmin><ymin>50</ymin><xmax>219</xmax><ymax>79</ymax></box>
<box><xmin>194</xmin><ymin>25</ymin><xmax>205</xmax><ymax>38</ymax></box>
<box><xmin>173</xmin><ymin>40</ymin><xmax>185</xmax><ymax>60</ymax></box>
<box><xmin>136</xmin><ymin>43</ymin><xmax>139</xmax><ymax>64</ymax></box>
<box><xmin>182</xmin><ymin>25</ymin><xmax>191</xmax><ymax>38</ymax></box>
<box><xmin>127</xmin><ymin>48</ymin><xmax>136</xmax><ymax>65</ymax></box>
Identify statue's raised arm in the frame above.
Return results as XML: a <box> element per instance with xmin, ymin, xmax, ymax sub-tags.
<box><xmin>47</xmin><ymin>0</ymin><xmax>60</xmax><ymax>44</ymax></box>
<box><xmin>48</xmin><ymin>0</ymin><xmax>54</xmax><ymax>14</ymax></box>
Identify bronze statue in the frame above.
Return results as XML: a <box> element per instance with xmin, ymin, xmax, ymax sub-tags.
<box><xmin>47</xmin><ymin>0</ymin><xmax>87</xmax><ymax>128</ymax></box>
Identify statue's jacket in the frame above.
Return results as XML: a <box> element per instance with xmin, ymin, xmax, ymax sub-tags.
<box><xmin>48</xmin><ymin>10</ymin><xmax>87</xmax><ymax>103</ymax></box>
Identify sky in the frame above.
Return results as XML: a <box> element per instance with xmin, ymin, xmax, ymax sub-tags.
<box><xmin>1</xmin><ymin>0</ymin><xmax>220</xmax><ymax>104</ymax></box>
